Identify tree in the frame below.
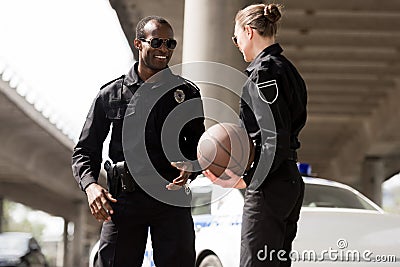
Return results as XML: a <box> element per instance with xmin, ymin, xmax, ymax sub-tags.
<box><xmin>2</xmin><ymin>199</ymin><xmax>46</xmax><ymax>242</ymax></box>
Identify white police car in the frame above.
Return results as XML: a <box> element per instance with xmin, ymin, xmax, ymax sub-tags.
<box><xmin>90</xmin><ymin>169</ymin><xmax>400</xmax><ymax>266</ymax></box>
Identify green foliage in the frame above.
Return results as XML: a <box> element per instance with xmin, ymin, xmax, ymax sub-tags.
<box><xmin>2</xmin><ymin>199</ymin><xmax>46</xmax><ymax>242</ymax></box>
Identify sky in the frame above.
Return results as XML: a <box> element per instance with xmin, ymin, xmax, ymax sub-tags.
<box><xmin>0</xmin><ymin>0</ymin><xmax>133</xmax><ymax>238</ymax></box>
<box><xmin>0</xmin><ymin>0</ymin><xmax>133</xmax><ymax>141</ymax></box>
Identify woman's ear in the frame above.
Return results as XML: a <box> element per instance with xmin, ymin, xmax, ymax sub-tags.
<box><xmin>134</xmin><ymin>39</ymin><xmax>142</xmax><ymax>51</ymax></box>
<box><xmin>245</xmin><ymin>25</ymin><xmax>254</xmax><ymax>40</ymax></box>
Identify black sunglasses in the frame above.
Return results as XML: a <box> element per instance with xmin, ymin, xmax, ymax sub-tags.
<box><xmin>139</xmin><ymin>38</ymin><xmax>177</xmax><ymax>50</ymax></box>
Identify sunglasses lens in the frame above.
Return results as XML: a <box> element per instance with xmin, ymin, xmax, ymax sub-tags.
<box><xmin>149</xmin><ymin>38</ymin><xmax>176</xmax><ymax>49</ymax></box>
<box><xmin>166</xmin><ymin>39</ymin><xmax>177</xmax><ymax>49</ymax></box>
<box><xmin>150</xmin><ymin>38</ymin><xmax>163</xmax><ymax>48</ymax></box>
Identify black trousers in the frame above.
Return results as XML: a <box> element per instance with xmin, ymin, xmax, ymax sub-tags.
<box><xmin>98</xmin><ymin>190</ymin><xmax>195</xmax><ymax>267</ymax></box>
<box><xmin>240</xmin><ymin>161</ymin><xmax>304</xmax><ymax>267</ymax></box>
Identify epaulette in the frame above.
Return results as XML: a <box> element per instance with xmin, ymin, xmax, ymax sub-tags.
<box><xmin>100</xmin><ymin>75</ymin><xmax>125</xmax><ymax>90</ymax></box>
<box><xmin>260</xmin><ymin>57</ymin><xmax>272</xmax><ymax>69</ymax></box>
<box><xmin>181</xmin><ymin>77</ymin><xmax>201</xmax><ymax>93</ymax></box>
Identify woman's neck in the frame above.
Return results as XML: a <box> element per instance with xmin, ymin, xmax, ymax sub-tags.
<box><xmin>251</xmin><ymin>36</ymin><xmax>275</xmax><ymax>61</ymax></box>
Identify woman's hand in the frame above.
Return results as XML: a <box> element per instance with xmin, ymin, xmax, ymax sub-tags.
<box><xmin>203</xmin><ymin>169</ymin><xmax>247</xmax><ymax>189</ymax></box>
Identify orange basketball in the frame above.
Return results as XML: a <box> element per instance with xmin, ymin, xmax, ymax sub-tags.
<box><xmin>197</xmin><ymin>123</ymin><xmax>255</xmax><ymax>180</ymax></box>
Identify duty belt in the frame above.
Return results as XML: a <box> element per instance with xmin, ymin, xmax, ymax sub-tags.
<box><xmin>104</xmin><ymin>161</ymin><xmax>192</xmax><ymax>196</ymax></box>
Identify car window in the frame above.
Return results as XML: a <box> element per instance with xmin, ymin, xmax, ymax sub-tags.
<box><xmin>191</xmin><ymin>178</ymin><xmax>377</xmax><ymax>213</ymax></box>
<box><xmin>303</xmin><ymin>184</ymin><xmax>376</xmax><ymax>210</ymax></box>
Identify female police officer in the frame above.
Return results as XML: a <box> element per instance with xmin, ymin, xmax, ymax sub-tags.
<box><xmin>204</xmin><ymin>3</ymin><xmax>307</xmax><ymax>267</ymax></box>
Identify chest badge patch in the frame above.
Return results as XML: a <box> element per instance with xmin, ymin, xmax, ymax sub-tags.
<box><xmin>174</xmin><ymin>89</ymin><xmax>185</xmax><ymax>103</ymax></box>
<box><xmin>257</xmin><ymin>79</ymin><xmax>278</xmax><ymax>104</ymax></box>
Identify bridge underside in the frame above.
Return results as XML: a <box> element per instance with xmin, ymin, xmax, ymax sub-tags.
<box><xmin>110</xmin><ymin>0</ymin><xmax>400</xmax><ymax>199</ymax></box>
<box><xmin>0</xmin><ymin>1</ymin><xmax>400</xmax><ymax>266</ymax></box>
<box><xmin>0</xmin><ymin>77</ymin><xmax>102</xmax><ymax>266</ymax></box>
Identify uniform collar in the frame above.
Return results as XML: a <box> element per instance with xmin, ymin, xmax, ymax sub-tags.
<box><xmin>245</xmin><ymin>43</ymin><xmax>283</xmax><ymax>75</ymax></box>
<box><xmin>124</xmin><ymin>62</ymin><xmax>174</xmax><ymax>87</ymax></box>
<box><xmin>125</xmin><ymin>62</ymin><xmax>143</xmax><ymax>87</ymax></box>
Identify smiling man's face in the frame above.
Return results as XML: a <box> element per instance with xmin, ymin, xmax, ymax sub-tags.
<box><xmin>138</xmin><ymin>20</ymin><xmax>174</xmax><ymax>71</ymax></box>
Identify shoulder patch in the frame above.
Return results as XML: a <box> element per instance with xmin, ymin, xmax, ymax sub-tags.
<box><xmin>257</xmin><ymin>79</ymin><xmax>279</xmax><ymax>104</ymax></box>
<box><xmin>100</xmin><ymin>75</ymin><xmax>125</xmax><ymax>90</ymax></box>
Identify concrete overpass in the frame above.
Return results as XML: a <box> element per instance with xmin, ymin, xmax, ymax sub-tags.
<box><xmin>110</xmin><ymin>0</ymin><xmax>400</xmax><ymax>203</ymax></box>
<box><xmin>0</xmin><ymin>74</ymin><xmax>102</xmax><ymax>267</ymax></box>
<box><xmin>0</xmin><ymin>1</ymin><xmax>399</xmax><ymax>267</ymax></box>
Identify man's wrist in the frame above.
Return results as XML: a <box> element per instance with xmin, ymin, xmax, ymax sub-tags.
<box><xmin>80</xmin><ymin>175</ymin><xmax>97</xmax><ymax>192</ymax></box>
<box><xmin>83</xmin><ymin>181</ymin><xmax>97</xmax><ymax>194</ymax></box>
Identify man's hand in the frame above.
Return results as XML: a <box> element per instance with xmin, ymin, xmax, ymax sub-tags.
<box><xmin>85</xmin><ymin>183</ymin><xmax>117</xmax><ymax>222</ymax></box>
<box><xmin>203</xmin><ymin>169</ymin><xmax>247</xmax><ymax>189</ymax></box>
<box><xmin>166</xmin><ymin>161</ymin><xmax>193</xmax><ymax>190</ymax></box>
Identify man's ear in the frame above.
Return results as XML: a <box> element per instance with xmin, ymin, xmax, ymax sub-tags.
<box><xmin>134</xmin><ymin>39</ymin><xmax>142</xmax><ymax>51</ymax></box>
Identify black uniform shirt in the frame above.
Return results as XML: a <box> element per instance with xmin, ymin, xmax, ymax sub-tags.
<box><xmin>240</xmin><ymin>43</ymin><xmax>307</xmax><ymax>187</ymax></box>
<box><xmin>72</xmin><ymin>62</ymin><xmax>205</xmax><ymax>191</ymax></box>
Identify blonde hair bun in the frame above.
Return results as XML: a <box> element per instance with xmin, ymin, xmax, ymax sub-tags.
<box><xmin>264</xmin><ymin>4</ymin><xmax>281</xmax><ymax>23</ymax></box>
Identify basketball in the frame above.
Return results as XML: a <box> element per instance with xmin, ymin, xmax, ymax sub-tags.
<box><xmin>197</xmin><ymin>123</ymin><xmax>255</xmax><ymax>180</ymax></box>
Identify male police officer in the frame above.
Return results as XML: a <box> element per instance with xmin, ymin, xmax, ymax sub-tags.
<box><xmin>72</xmin><ymin>16</ymin><xmax>204</xmax><ymax>267</ymax></box>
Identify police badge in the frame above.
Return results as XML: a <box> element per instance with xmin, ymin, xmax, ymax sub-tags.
<box><xmin>174</xmin><ymin>89</ymin><xmax>185</xmax><ymax>103</ymax></box>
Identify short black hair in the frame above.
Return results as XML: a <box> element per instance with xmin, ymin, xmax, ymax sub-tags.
<box><xmin>136</xmin><ymin>16</ymin><xmax>173</xmax><ymax>39</ymax></box>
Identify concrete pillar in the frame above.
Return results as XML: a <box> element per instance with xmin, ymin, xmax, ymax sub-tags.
<box><xmin>182</xmin><ymin>0</ymin><xmax>247</xmax><ymax>68</ymax></box>
<box><xmin>72</xmin><ymin>201</ymin><xmax>87</xmax><ymax>267</ymax></box>
<box><xmin>361</xmin><ymin>157</ymin><xmax>386</xmax><ymax>206</ymax></box>
<box><xmin>182</xmin><ymin>0</ymin><xmax>249</xmax><ymax>127</ymax></box>
<box><xmin>63</xmin><ymin>219</ymin><xmax>69</xmax><ymax>267</ymax></box>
